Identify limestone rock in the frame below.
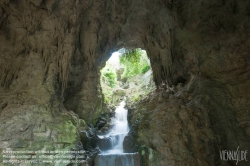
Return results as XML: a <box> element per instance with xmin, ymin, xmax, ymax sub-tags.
<box><xmin>0</xmin><ymin>0</ymin><xmax>250</xmax><ymax>166</ymax></box>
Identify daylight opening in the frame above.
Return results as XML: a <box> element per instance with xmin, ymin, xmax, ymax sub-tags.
<box><xmin>100</xmin><ymin>48</ymin><xmax>156</xmax><ymax>107</ymax></box>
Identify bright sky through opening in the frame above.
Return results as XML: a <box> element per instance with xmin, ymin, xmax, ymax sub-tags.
<box><xmin>107</xmin><ymin>51</ymin><xmax>121</xmax><ymax>69</ymax></box>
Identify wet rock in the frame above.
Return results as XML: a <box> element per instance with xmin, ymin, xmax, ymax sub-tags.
<box><xmin>113</xmin><ymin>88</ymin><xmax>126</xmax><ymax>96</ymax></box>
<box><xmin>97</xmin><ymin>136</ymin><xmax>114</xmax><ymax>151</ymax></box>
<box><xmin>123</xmin><ymin>135</ymin><xmax>137</xmax><ymax>153</ymax></box>
<box><xmin>95</xmin><ymin>153</ymin><xmax>140</xmax><ymax>166</ymax></box>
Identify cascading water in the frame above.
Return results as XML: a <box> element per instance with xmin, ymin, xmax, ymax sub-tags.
<box><xmin>98</xmin><ymin>100</ymin><xmax>129</xmax><ymax>154</ymax></box>
<box><xmin>95</xmin><ymin>100</ymin><xmax>140</xmax><ymax>166</ymax></box>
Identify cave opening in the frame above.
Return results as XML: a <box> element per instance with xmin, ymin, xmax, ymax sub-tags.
<box><xmin>1</xmin><ymin>1</ymin><xmax>250</xmax><ymax>166</ymax></box>
<box><xmin>95</xmin><ymin>48</ymin><xmax>156</xmax><ymax>165</ymax></box>
<box><xmin>100</xmin><ymin>48</ymin><xmax>156</xmax><ymax>107</ymax></box>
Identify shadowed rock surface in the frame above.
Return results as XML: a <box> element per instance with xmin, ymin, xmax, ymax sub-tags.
<box><xmin>0</xmin><ymin>0</ymin><xmax>250</xmax><ymax>165</ymax></box>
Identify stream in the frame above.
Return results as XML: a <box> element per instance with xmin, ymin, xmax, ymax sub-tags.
<box><xmin>95</xmin><ymin>100</ymin><xmax>140</xmax><ymax>166</ymax></box>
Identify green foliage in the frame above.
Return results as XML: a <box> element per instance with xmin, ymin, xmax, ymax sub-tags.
<box><xmin>120</xmin><ymin>49</ymin><xmax>141</xmax><ymax>64</ymax></box>
<box><xmin>103</xmin><ymin>71</ymin><xmax>116</xmax><ymax>87</ymax></box>
<box><xmin>103</xmin><ymin>90</ymin><xmax>113</xmax><ymax>104</ymax></box>
<box><xmin>101</xmin><ymin>64</ymin><xmax>117</xmax><ymax>88</ymax></box>
<box><xmin>133</xmin><ymin>94</ymin><xmax>140</xmax><ymax>101</ymax></box>
<box><xmin>120</xmin><ymin>49</ymin><xmax>141</xmax><ymax>78</ymax></box>
<box><xmin>141</xmin><ymin>64</ymin><xmax>150</xmax><ymax>73</ymax></box>
<box><xmin>119</xmin><ymin>48</ymin><xmax>150</xmax><ymax>79</ymax></box>
<box><xmin>105</xmin><ymin>97</ymin><xmax>109</xmax><ymax>103</ymax></box>
<box><xmin>100</xmin><ymin>63</ymin><xmax>117</xmax><ymax>104</ymax></box>
<box><xmin>133</xmin><ymin>96</ymin><xmax>139</xmax><ymax>101</ymax></box>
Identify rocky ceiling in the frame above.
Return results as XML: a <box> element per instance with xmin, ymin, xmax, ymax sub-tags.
<box><xmin>0</xmin><ymin>0</ymin><xmax>250</xmax><ymax>165</ymax></box>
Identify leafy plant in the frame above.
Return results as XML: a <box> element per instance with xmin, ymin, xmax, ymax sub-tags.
<box><xmin>105</xmin><ymin>97</ymin><xmax>109</xmax><ymax>103</ymax></box>
<box><xmin>101</xmin><ymin>64</ymin><xmax>117</xmax><ymax>88</ymax></box>
<box><xmin>119</xmin><ymin>48</ymin><xmax>150</xmax><ymax>79</ymax></box>
<box><xmin>141</xmin><ymin>64</ymin><xmax>150</xmax><ymax>73</ymax></box>
<box><xmin>103</xmin><ymin>71</ymin><xmax>116</xmax><ymax>87</ymax></box>
<box><xmin>133</xmin><ymin>94</ymin><xmax>140</xmax><ymax>101</ymax></box>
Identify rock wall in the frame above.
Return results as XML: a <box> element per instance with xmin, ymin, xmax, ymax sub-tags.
<box><xmin>0</xmin><ymin>0</ymin><xmax>250</xmax><ymax>165</ymax></box>
<box><xmin>128</xmin><ymin>83</ymin><xmax>249</xmax><ymax>165</ymax></box>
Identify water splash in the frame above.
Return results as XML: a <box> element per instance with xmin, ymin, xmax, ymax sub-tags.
<box><xmin>98</xmin><ymin>100</ymin><xmax>129</xmax><ymax>154</ymax></box>
<box><xmin>95</xmin><ymin>100</ymin><xmax>140</xmax><ymax>166</ymax></box>
<box><xmin>95</xmin><ymin>153</ymin><xmax>140</xmax><ymax>166</ymax></box>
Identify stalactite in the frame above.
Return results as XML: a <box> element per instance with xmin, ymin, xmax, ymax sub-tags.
<box><xmin>21</xmin><ymin>11</ymin><xmax>43</xmax><ymax>35</ymax></box>
<box><xmin>0</xmin><ymin>66</ymin><xmax>21</xmax><ymax>88</ymax></box>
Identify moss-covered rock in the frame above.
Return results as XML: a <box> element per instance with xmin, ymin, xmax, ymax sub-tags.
<box><xmin>53</xmin><ymin>120</ymin><xmax>77</xmax><ymax>144</ymax></box>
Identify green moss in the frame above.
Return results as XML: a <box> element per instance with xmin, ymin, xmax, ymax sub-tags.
<box><xmin>33</xmin><ymin>133</ymin><xmax>50</xmax><ymax>142</ymax></box>
<box><xmin>29</xmin><ymin>141</ymin><xmax>54</xmax><ymax>151</ymax></box>
<box><xmin>54</xmin><ymin>120</ymin><xmax>77</xmax><ymax>144</ymax></box>
<box><xmin>149</xmin><ymin>148</ymin><xmax>153</xmax><ymax>160</ymax></box>
<box><xmin>79</xmin><ymin>119</ymin><xmax>86</xmax><ymax>127</ymax></box>
<box><xmin>14</xmin><ymin>139</ymin><xmax>29</xmax><ymax>148</ymax></box>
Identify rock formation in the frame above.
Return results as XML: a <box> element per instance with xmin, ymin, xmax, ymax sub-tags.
<box><xmin>0</xmin><ymin>0</ymin><xmax>249</xmax><ymax>165</ymax></box>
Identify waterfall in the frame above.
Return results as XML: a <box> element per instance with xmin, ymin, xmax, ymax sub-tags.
<box><xmin>95</xmin><ymin>100</ymin><xmax>140</xmax><ymax>166</ymax></box>
<box><xmin>98</xmin><ymin>101</ymin><xmax>129</xmax><ymax>154</ymax></box>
